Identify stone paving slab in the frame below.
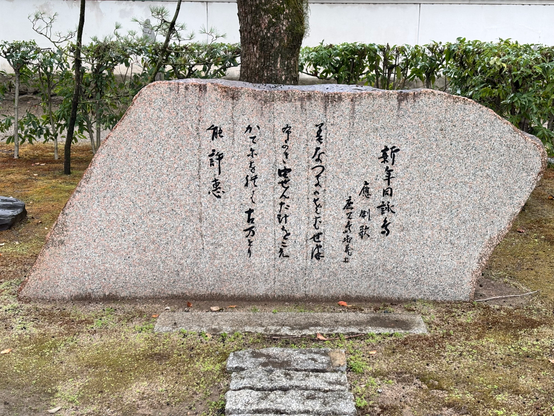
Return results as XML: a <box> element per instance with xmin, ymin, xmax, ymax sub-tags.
<box><xmin>227</xmin><ymin>348</ymin><xmax>347</xmax><ymax>373</ymax></box>
<box><xmin>230</xmin><ymin>369</ymin><xmax>348</xmax><ymax>392</ymax></box>
<box><xmin>154</xmin><ymin>312</ymin><xmax>428</xmax><ymax>335</ymax></box>
<box><xmin>224</xmin><ymin>390</ymin><xmax>356</xmax><ymax>416</ymax></box>
<box><xmin>225</xmin><ymin>348</ymin><xmax>356</xmax><ymax>415</ymax></box>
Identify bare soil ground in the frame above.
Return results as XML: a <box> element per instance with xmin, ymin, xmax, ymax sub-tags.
<box><xmin>1</xmin><ymin>138</ymin><xmax>554</xmax><ymax>415</ymax></box>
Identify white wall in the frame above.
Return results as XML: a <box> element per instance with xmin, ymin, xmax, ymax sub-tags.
<box><xmin>0</xmin><ymin>1</ymin><xmax>215</xmax><ymax>47</ymax></box>
<box><xmin>1</xmin><ymin>0</ymin><xmax>554</xmax><ymax>72</ymax></box>
<box><xmin>419</xmin><ymin>4</ymin><xmax>554</xmax><ymax>44</ymax></box>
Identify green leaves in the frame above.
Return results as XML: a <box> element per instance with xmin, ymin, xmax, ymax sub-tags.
<box><xmin>299</xmin><ymin>42</ymin><xmax>447</xmax><ymax>89</ymax></box>
<box><xmin>0</xmin><ymin>6</ymin><xmax>240</xmax><ymax>155</ymax></box>
<box><xmin>299</xmin><ymin>42</ymin><xmax>375</xmax><ymax>85</ymax></box>
<box><xmin>0</xmin><ymin>37</ymin><xmax>239</xmax><ymax>154</ymax></box>
<box><xmin>1</xmin><ymin>112</ymin><xmax>52</xmax><ymax>145</ymax></box>
<box><xmin>2</xmin><ymin>31</ymin><xmax>553</xmax><ymax>156</ymax></box>
<box><xmin>0</xmin><ymin>40</ymin><xmax>39</xmax><ymax>73</ymax></box>
<box><xmin>300</xmin><ymin>39</ymin><xmax>554</xmax><ymax>155</ymax></box>
<box><xmin>445</xmin><ymin>39</ymin><xmax>554</xmax><ymax>154</ymax></box>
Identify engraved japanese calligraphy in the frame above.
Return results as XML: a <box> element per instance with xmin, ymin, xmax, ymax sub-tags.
<box><xmin>20</xmin><ymin>80</ymin><xmax>546</xmax><ymax>302</ymax></box>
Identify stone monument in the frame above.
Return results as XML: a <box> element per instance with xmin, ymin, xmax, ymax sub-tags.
<box><xmin>19</xmin><ymin>80</ymin><xmax>546</xmax><ymax>301</ymax></box>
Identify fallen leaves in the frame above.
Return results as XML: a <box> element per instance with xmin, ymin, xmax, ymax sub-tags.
<box><xmin>228</xmin><ymin>305</ymin><xmax>237</xmax><ymax>308</ymax></box>
<box><xmin>369</xmin><ymin>350</ymin><xmax>377</xmax><ymax>355</ymax></box>
<box><xmin>337</xmin><ymin>300</ymin><xmax>363</xmax><ymax>311</ymax></box>
<box><xmin>151</xmin><ymin>314</ymin><xmax>159</xmax><ymax>318</ymax></box>
<box><xmin>549</xmin><ymin>359</ymin><xmax>554</xmax><ymax>364</ymax></box>
<box><xmin>210</xmin><ymin>306</ymin><xmax>223</xmax><ymax>312</ymax></box>
<box><xmin>517</xmin><ymin>228</ymin><xmax>526</xmax><ymax>233</ymax></box>
<box><xmin>548</xmin><ymin>194</ymin><xmax>554</xmax><ymax>200</ymax></box>
<box><xmin>1</xmin><ymin>348</ymin><xmax>12</xmax><ymax>354</ymax></box>
<box><xmin>187</xmin><ymin>302</ymin><xmax>192</xmax><ymax>308</ymax></box>
<box><xmin>47</xmin><ymin>406</ymin><xmax>62</xmax><ymax>414</ymax></box>
<box><xmin>311</xmin><ymin>333</ymin><xmax>366</xmax><ymax>341</ymax></box>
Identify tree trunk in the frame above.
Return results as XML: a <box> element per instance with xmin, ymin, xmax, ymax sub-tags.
<box><xmin>13</xmin><ymin>70</ymin><xmax>20</xmax><ymax>159</ymax></box>
<box><xmin>95</xmin><ymin>98</ymin><xmax>101</xmax><ymax>151</ymax></box>
<box><xmin>64</xmin><ymin>0</ymin><xmax>85</xmax><ymax>175</ymax></box>
<box><xmin>85</xmin><ymin>114</ymin><xmax>96</xmax><ymax>155</ymax></box>
<box><xmin>148</xmin><ymin>0</ymin><xmax>182</xmax><ymax>85</ymax></box>
<box><xmin>47</xmin><ymin>80</ymin><xmax>58</xmax><ymax>160</ymax></box>
<box><xmin>237</xmin><ymin>0</ymin><xmax>307</xmax><ymax>85</ymax></box>
<box><xmin>96</xmin><ymin>102</ymin><xmax>102</xmax><ymax>149</ymax></box>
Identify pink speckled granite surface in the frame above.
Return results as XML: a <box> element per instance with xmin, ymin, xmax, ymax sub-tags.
<box><xmin>19</xmin><ymin>80</ymin><xmax>547</xmax><ymax>301</ymax></box>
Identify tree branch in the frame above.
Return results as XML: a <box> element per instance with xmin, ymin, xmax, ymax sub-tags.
<box><xmin>64</xmin><ymin>0</ymin><xmax>86</xmax><ymax>175</ymax></box>
<box><xmin>475</xmin><ymin>290</ymin><xmax>539</xmax><ymax>302</ymax></box>
<box><xmin>148</xmin><ymin>0</ymin><xmax>182</xmax><ymax>84</ymax></box>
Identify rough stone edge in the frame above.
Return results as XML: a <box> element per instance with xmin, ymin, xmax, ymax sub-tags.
<box><xmin>0</xmin><ymin>197</ymin><xmax>27</xmax><ymax>231</ymax></box>
<box><xmin>18</xmin><ymin>79</ymin><xmax>548</xmax><ymax>301</ymax></box>
<box><xmin>226</xmin><ymin>348</ymin><xmax>346</xmax><ymax>373</ymax></box>
<box><xmin>229</xmin><ymin>369</ymin><xmax>349</xmax><ymax>392</ymax></box>
<box><xmin>224</xmin><ymin>389</ymin><xmax>356</xmax><ymax>416</ymax></box>
<box><xmin>466</xmin><ymin>130</ymin><xmax>548</xmax><ymax>299</ymax></box>
<box><xmin>17</xmin><ymin>77</ymin><xmax>149</xmax><ymax>301</ymax></box>
<box><xmin>225</xmin><ymin>414</ymin><xmax>317</xmax><ymax>416</ymax></box>
<box><xmin>154</xmin><ymin>312</ymin><xmax>428</xmax><ymax>335</ymax></box>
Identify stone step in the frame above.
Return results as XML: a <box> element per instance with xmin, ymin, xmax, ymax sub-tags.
<box><xmin>230</xmin><ymin>369</ymin><xmax>348</xmax><ymax>392</ymax></box>
<box><xmin>228</xmin><ymin>413</ymin><xmax>355</xmax><ymax>416</ymax></box>
<box><xmin>155</xmin><ymin>311</ymin><xmax>428</xmax><ymax>336</ymax></box>
<box><xmin>225</xmin><ymin>348</ymin><xmax>356</xmax><ymax>416</ymax></box>
<box><xmin>226</xmin><ymin>348</ymin><xmax>346</xmax><ymax>373</ymax></box>
<box><xmin>225</xmin><ymin>389</ymin><xmax>356</xmax><ymax>416</ymax></box>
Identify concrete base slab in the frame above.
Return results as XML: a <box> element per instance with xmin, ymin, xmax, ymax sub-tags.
<box><xmin>154</xmin><ymin>312</ymin><xmax>427</xmax><ymax>335</ymax></box>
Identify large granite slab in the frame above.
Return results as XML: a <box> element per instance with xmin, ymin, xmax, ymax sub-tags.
<box><xmin>19</xmin><ymin>79</ymin><xmax>546</xmax><ymax>301</ymax></box>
